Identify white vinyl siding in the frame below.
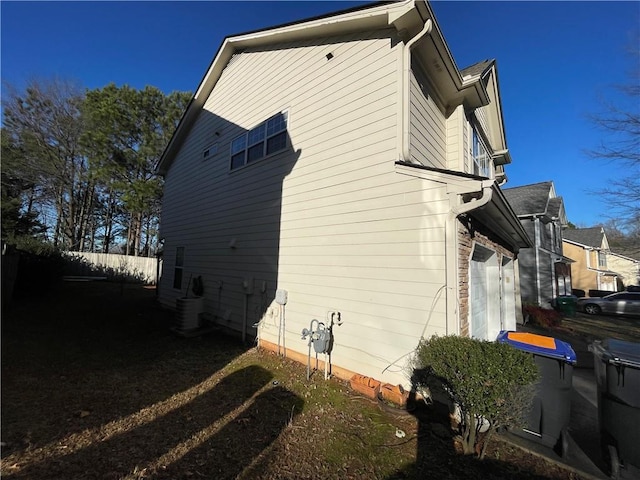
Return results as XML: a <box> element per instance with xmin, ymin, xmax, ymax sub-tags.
<box><xmin>446</xmin><ymin>106</ymin><xmax>465</xmax><ymax>171</ymax></box>
<box><xmin>409</xmin><ymin>60</ymin><xmax>447</xmax><ymax>168</ymax></box>
<box><xmin>160</xmin><ymin>30</ymin><xmax>451</xmax><ymax>386</ymax></box>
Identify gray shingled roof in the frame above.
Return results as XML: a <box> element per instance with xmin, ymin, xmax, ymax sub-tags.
<box><xmin>502</xmin><ymin>182</ymin><xmax>553</xmax><ymax>217</ymax></box>
<box><xmin>562</xmin><ymin>227</ymin><xmax>604</xmax><ymax>248</ymax></box>
<box><xmin>460</xmin><ymin>59</ymin><xmax>494</xmax><ymax>78</ymax></box>
<box><xmin>547</xmin><ymin>197</ymin><xmax>563</xmax><ymax>218</ymax></box>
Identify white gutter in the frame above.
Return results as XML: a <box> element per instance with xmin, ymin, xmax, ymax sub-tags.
<box><xmin>399</xmin><ymin>18</ymin><xmax>432</xmax><ymax>162</ymax></box>
<box><xmin>445</xmin><ymin>181</ymin><xmax>493</xmax><ymax>335</ymax></box>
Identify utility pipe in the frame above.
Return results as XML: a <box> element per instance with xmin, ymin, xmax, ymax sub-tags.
<box><xmin>282</xmin><ymin>304</ymin><xmax>287</xmax><ymax>357</ymax></box>
<box><xmin>534</xmin><ymin>216</ymin><xmax>542</xmax><ymax>306</ymax></box>
<box><xmin>399</xmin><ymin>18</ymin><xmax>432</xmax><ymax>163</ymax></box>
<box><xmin>242</xmin><ymin>292</ymin><xmax>248</xmax><ymax>344</ymax></box>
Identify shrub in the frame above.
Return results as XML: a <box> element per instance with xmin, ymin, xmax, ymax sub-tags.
<box><xmin>14</xmin><ymin>246</ymin><xmax>65</xmax><ymax>295</ymax></box>
<box><xmin>412</xmin><ymin>335</ymin><xmax>539</xmax><ymax>459</ymax></box>
<box><xmin>523</xmin><ymin>304</ymin><xmax>561</xmax><ymax>328</ymax></box>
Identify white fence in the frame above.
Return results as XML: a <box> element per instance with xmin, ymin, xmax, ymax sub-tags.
<box><xmin>64</xmin><ymin>251</ymin><xmax>160</xmax><ymax>284</ymax></box>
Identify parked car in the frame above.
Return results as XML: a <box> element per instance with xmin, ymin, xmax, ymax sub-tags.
<box><xmin>576</xmin><ymin>292</ymin><xmax>640</xmax><ymax>316</ymax></box>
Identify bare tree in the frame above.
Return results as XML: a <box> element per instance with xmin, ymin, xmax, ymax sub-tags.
<box><xmin>2</xmin><ymin>78</ymin><xmax>92</xmax><ymax>250</ymax></box>
<box><xmin>587</xmin><ymin>39</ymin><xmax>640</xmax><ymax>241</ymax></box>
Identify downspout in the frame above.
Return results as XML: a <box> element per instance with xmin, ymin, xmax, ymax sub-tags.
<box><xmin>399</xmin><ymin>18</ymin><xmax>432</xmax><ymax>162</ymax></box>
<box><xmin>534</xmin><ymin>216</ymin><xmax>542</xmax><ymax>306</ymax></box>
<box><xmin>445</xmin><ymin>182</ymin><xmax>493</xmax><ymax>335</ymax></box>
<box><xmin>550</xmin><ymin>220</ymin><xmax>558</xmax><ymax>298</ymax></box>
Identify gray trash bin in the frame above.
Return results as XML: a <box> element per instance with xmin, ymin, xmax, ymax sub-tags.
<box><xmin>589</xmin><ymin>339</ymin><xmax>640</xmax><ymax>478</ymax></box>
<box><xmin>497</xmin><ymin>331</ymin><xmax>576</xmax><ymax>454</ymax></box>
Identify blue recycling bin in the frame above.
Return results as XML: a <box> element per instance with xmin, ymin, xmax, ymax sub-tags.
<box><xmin>497</xmin><ymin>331</ymin><xmax>577</xmax><ymax>452</ymax></box>
<box><xmin>589</xmin><ymin>339</ymin><xmax>640</xmax><ymax>478</ymax></box>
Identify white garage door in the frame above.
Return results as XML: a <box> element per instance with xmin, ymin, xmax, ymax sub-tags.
<box><xmin>470</xmin><ymin>244</ymin><xmax>500</xmax><ymax>340</ymax></box>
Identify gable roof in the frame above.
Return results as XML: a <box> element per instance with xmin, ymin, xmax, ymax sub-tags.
<box><xmin>501</xmin><ymin>180</ymin><xmax>567</xmax><ymax>224</ymax></box>
<box><xmin>503</xmin><ymin>182</ymin><xmax>553</xmax><ymax>216</ymax></box>
<box><xmin>460</xmin><ymin>59</ymin><xmax>493</xmax><ymax>79</ymax></box>
<box><xmin>156</xmin><ymin>0</ymin><xmax>497</xmax><ymax>175</ymax></box>
<box><xmin>547</xmin><ymin>196</ymin><xmax>565</xmax><ymax>218</ymax></box>
<box><xmin>563</xmin><ymin>227</ymin><xmax>606</xmax><ymax>249</ymax></box>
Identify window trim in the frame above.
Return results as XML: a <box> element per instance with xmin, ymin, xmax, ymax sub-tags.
<box><xmin>471</xmin><ymin>128</ymin><xmax>491</xmax><ymax>178</ymax></box>
<box><xmin>598</xmin><ymin>250</ymin><xmax>607</xmax><ymax>268</ymax></box>
<box><xmin>173</xmin><ymin>247</ymin><xmax>185</xmax><ymax>290</ymax></box>
<box><xmin>203</xmin><ymin>142</ymin><xmax>218</xmax><ymax>160</ymax></box>
<box><xmin>230</xmin><ymin>111</ymin><xmax>289</xmax><ymax>171</ymax></box>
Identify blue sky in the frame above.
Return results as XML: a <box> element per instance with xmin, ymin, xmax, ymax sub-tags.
<box><xmin>2</xmin><ymin>1</ymin><xmax>638</xmax><ymax>228</ymax></box>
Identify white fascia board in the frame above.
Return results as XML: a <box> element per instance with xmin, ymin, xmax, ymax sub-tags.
<box><xmin>609</xmin><ymin>251</ymin><xmax>640</xmax><ymax>263</ymax></box>
<box><xmin>562</xmin><ymin>238</ymin><xmax>590</xmax><ymax>249</ymax></box>
<box><xmin>395</xmin><ymin>162</ymin><xmax>491</xmax><ymax>193</ymax></box>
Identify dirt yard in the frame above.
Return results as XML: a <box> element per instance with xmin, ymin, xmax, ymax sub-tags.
<box><xmin>2</xmin><ymin>281</ymin><xmax>621</xmax><ymax>479</ymax></box>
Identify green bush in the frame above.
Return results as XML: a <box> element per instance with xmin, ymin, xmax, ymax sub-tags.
<box><xmin>523</xmin><ymin>304</ymin><xmax>561</xmax><ymax>328</ymax></box>
<box><xmin>412</xmin><ymin>335</ymin><xmax>539</xmax><ymax>459</ymax></box>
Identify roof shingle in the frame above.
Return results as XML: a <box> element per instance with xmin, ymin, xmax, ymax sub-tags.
<box><xmin>502</xmin><ymin>181</ymin><xmax>554</xmax><ymax>217</ymax></box>
<box><xmin>562</xmin><ymin>227</ymin><xmax>604</xmax><ymax>248</ymax></box>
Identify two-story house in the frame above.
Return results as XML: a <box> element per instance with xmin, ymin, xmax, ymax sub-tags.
<box><xmin>563</xmin><ymin>227</ymin><xmax>620</xmax><ymax>294</ymax></box>
<box><xmin>156</xmin><ymin>0</ymin><xmax>530</xmax><ymax>387</ymax></box>
<box><xmin>607</xmin><ymin>252</ymin><xmax>640</xmax><ymax>289</ymax></box>
<box><xmin>502</xmin><ymin>181</ymin><xmax>573</xmax><ymax>308</ymax></box>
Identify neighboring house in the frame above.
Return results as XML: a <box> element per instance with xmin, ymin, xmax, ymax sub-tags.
<box><xmin>563</xmin><ymin>227</ymin><xmax>620</xmax><ymax>294</ymax></box>
<box><xmin>502</xmin><ymin>181</ymin><xmax>573</xmax><ymax>308</ymax></box>
<box><xmin>607</xmin><ymin>252</ymin><xmax>640</xmax><ymax>289</ymax></box>
<box><xmin>156</xmin><ymin>0</ymin><xmax>530</xmax><ymax>387</ymax></box>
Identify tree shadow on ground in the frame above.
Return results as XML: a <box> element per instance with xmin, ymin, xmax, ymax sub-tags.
<box><xmin>385</xmin><ymin>393</ymin><xmax>568</xmax><ymax>480</ymax></box>
<box><xmin>3</xmin><ymin>365</ymin><xmax>303</xmax><ymax>480</ymax></box>
<box><xmin>1</xmin><ymin>282</ymin><xmax>249</xmax><ymax>456</ymax></box>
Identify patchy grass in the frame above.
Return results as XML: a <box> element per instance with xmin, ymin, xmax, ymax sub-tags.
<box><xmin>2</xmin><ymin>282</ymin><xmax>589</xmax><ymax>479</ymax></box>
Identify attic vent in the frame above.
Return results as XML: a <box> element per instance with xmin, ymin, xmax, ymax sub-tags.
<box><xmin>326</xmin><ymin>52</ymin><xmax>334</xmax><ymax>60</ymax></box>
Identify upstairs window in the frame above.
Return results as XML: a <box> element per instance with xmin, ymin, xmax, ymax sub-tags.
<box><xmin>598</xmin><ymin>251</ymin><xmax>607</xmax><ymax>268</ymax></box>
<box><xmin>472</xmin><ymin>129</ymin><xmax>491</xmax><ymax>178</ymax></box>
<box><xmin>230</xmin><ymin>112</ymin><xmax>288</xmax><ymax>170</ymax></box>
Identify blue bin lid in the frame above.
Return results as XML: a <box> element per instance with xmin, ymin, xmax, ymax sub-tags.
<box><xmin>497</xmin><ymin>330</ymin><xmax>577</xmax><ymax>364</ymax></box>
<box><xmin>590</xmin><ymin>338</ymin><xmax>640</xmax><ymax>369</ymax></box>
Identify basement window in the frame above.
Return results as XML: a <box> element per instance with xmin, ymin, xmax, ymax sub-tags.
<box><xmin>230</xmin><ymin>111</ymin><xmax>288</xmax><ymax>170</ymax></box>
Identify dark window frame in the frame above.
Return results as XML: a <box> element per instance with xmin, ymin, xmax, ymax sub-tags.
<box><xmin>173</xmin><ymin>247</ymin><xmax>185</xmax><ymax>290</ymax></box>
<box><xmin>230</xmin><ymin>111</ymin><xmax>288</xmax><ymax>171</ymax></box>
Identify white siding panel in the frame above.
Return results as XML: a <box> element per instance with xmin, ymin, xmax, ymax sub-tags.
<box><xmin>446</xmin><ymin>106</ymin><xmax>465</xmax><ymax>172</ymax></box>
<box><xmin>408</xmin><ymin>63</ymin><xmax>447</xmax><ymax>168</ymax></box>
<box><xmin>160</xmin><ymin>29</ymin><xmax>451</xmax><ymax>386</ymax></box>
